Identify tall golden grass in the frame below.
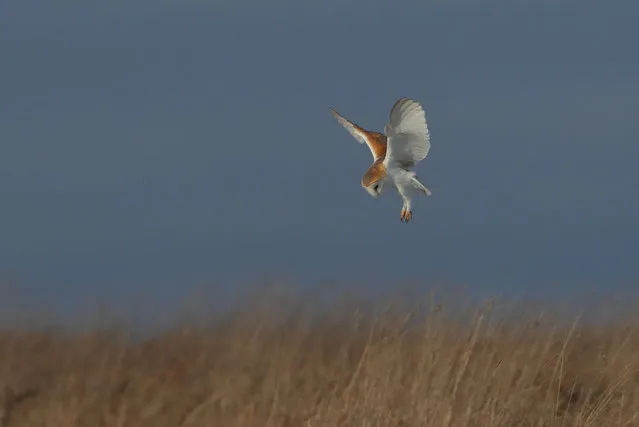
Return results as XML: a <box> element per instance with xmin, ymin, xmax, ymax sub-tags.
<box><xmin>0</xmin><ymin>284</ymin><xmax>638</xmax><ymax>426</ymax></box>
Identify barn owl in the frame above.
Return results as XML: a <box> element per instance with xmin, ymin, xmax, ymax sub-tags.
<box><xmin>329</xmin><ymin>98</ymin><xmax>432</xmax><ymax>223</ymax></box>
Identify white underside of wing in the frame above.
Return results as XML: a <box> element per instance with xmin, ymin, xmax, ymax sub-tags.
<box><xmin>383</xmin><ymin>98</ymin><xmax>430</xmax><ymax>169</ymax></box>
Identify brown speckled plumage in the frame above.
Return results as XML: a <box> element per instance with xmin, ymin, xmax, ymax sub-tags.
<box><xmin>329</xmin><ymin>108</ymin><xmax>387</xmax><ymax>161</ymax></box>
<box><xmin>363</xmin><ymin>131</ymin><xmax>387</xmax><ymax>161</ymax></box>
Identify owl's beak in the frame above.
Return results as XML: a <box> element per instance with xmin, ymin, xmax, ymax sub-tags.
<box><xmin>364</xmin><ymin>182</ymin><xmax>382</xmax><ymax>197</ymax></box>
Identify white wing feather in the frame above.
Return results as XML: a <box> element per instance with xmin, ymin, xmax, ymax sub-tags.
<box><xmin>383</xmin><ymin>98</ymin><xmax>430</xmax><ymax>169</ymax></box>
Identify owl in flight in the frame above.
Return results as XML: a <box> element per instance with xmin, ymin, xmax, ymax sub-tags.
<box><xmin>329</xmin><ymin>98</ymin><xmax>432</xmax><ymax>223</ymax></box>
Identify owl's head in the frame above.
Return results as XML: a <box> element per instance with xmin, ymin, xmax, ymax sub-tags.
<box><xmin>361</xmin><ymin>159</ymin><xmax>387</xmax><ymax>198</ymax></box>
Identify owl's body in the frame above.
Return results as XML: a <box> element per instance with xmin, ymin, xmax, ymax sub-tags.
<box><xmin>329</xmin><ymin>98</ymin><xmax>431</xmax><ymax>223</ymax></box>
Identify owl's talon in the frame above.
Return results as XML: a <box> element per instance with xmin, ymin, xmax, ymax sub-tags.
<box><xmin>400</xmin><ymin>209</ymin><xmax>412</xmax><ymax>222</ymax></box>
<box><xmin>405</xmin><ymin>211</ymin><xmax>412</xmax><ymax>223</ymax></box>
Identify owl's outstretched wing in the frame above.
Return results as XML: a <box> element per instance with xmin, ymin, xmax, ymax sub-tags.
<box><xmin>329</xmin><ymin>107</ymin><xmax>387</xmax><ymax>161</ymax></box>
<box><xmin>383</xmin><ymin>98</ymin><xmax>430</xmax><ymax>170</ymax></box>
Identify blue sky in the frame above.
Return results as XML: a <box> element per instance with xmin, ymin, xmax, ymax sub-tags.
<box><xmin>2</xmin><ymin>1</ymin><xmax>639</xmax><ymax>310</ymax></box>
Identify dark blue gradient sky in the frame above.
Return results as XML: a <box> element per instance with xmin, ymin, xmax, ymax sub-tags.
<box><xmin>2</xmin><ymin>1</ymin><xmax>639</xmax><ymax>307</ymax></box>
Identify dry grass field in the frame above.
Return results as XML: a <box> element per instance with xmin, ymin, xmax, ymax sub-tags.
<box><xmin>0</xmin><ymin>284</ymin><xmax>638</xmax><ymax>426</ymax></box>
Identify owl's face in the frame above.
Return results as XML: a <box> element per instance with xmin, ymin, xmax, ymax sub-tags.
<box><xmin>363</xmin><ymin>178</ymin><xmax>384</xmax><ymax>197</ymax></box>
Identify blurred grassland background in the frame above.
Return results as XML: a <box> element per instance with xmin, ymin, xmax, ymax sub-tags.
<box><xmin>0</xmin><ymin>283</ymin><xmax>639</xmax><ymax>426</ymax></box>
